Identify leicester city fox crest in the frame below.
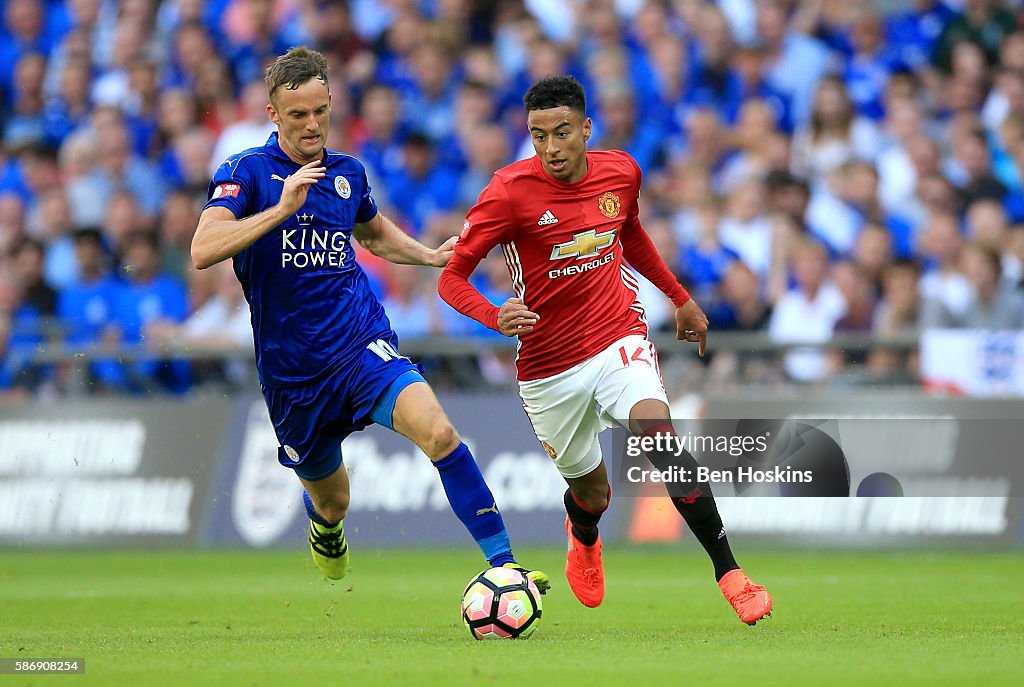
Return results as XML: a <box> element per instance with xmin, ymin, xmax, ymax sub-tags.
<box><xmin>335</xmin><ymin>176</ymin><xmax>352</xmax><ymax>198</ymax></box>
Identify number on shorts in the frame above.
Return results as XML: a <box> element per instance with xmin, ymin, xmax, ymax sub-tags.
<box><xmin>367</xmin><ymin>339</ymin><xmax>406</xmax><ymax>362</ymax></box>
<box><xmin>618</xmin><ymin>345</ymin><xmax>651</xmax><ymax>367</ymax></box>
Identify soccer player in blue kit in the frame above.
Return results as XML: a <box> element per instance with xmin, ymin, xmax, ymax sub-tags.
<box><xmin>191</xmin><ymin>47</ymin><xmax>548</xmax><ymax>591</ymax></box>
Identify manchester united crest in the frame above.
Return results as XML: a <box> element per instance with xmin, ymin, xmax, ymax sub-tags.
<box><xmin>598</xmin><ymin>191</ymin><xmax>621</xmax><ymax>219</ymax></box>
<box><xmin>542</xmin><ymin>442</ymin><xmax>558</xmax><ymax>461</ymax></box>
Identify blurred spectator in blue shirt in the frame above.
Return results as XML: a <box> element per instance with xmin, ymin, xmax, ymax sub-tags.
<box><xmin>90</xmin><ymin>14</ymin><xmax>152</xmax><ymax>115</ymax></box>
<box><xmin>159</xmin><ymin>126</ymin><xmax>215</xmax><ymax>194</ymax></box>
<box><xmin>680</xmin><ymin>199</ymin><xmax>742</xmax><ymax>299</ymax></box>
<box><xmin>591</xmin><ymin>82</ymin><xmax>667</xmax><ymax>174</ymax></box>
<box><xmin>164</xmin><ymin>21</ymin><xmax>216</xmax><ymax>90</ymax></box>
<box><xmin>219</xmin><ymin>0</ymin><xmax>306</xmax><ymax>85</ymax></box>
<box><xmin>89</xmin><ymin>112</ymin><xmax>167</xmax><ymax>220</ymax></box>
<box><xmin>402</xmin><ymin>42</ymin><xmax>460</xmax><ymax>144</ymax></box>
<box><xmin>667</xmin><ymin>106</ymin><xmax>731</xmax><ymax>187</ymax></box>
<box><xmin>844</xmin><ymin>7</ymin><xmax>903</xmax><ymax>122</ymax></box>
<box><xmin>112</xmin><ymin>231</ymin><xmax>190</xmax><ymax>393</ymax></box>
<box><xmin>756</xmin><ymin>0</ymin><xmax>835</xmax><ymax>127</ymax></box>
<box><xmin>355</xmin><ymin>84</ymin><xmax>407</xmax><ymax>189</ymax></box>
<box><xmin>458</xmin><ymin>123</ymin><xmax>512</xmax><ymax>209</ymax></box>
<box><xmin>42</xmin><ymin>56</ymin><xmax>92</xmax><ymax>147</ymax></box>
<box><xmin>685</xmin><ymin>4</ymin><xmax>745</xmax><ymax>126</ymax></box>
<box><xmin>58</xmin><ymin>226</ymin><xmax>123</xmax><ymax>391</ymax></box>
<box><xmin>4</xmin><ymin>52</ymin><xmax>49</xmax><ymax>149</ymax></box>
<box><xmin>1</xmin><ymin>235</ymin><xmax>56</xmax><ymax>391</ymax></box>
<box><xmin>374</xmin><ymin>9</ymin><xmax>425</xmax><ymax>94</ymax></box>
<box><xmin>0</xmin><ymin>0</ymin><xmax>55</xmax><ymax>103</ymax></box>
<box><xmin>643</xmin><ymin>32</ymin><xmax>690</xmax><ymax>129</ymax></box>
<box><xmin>386</xmin><ymin>132</ymin><xmax>459</xmax><ymax>236</ymax></box>
<box><xmin>381</xmin><ymin>262</ymin><xmax>437</xmax><ymax>340</ymax></box>
<box><xmin>442</xmin><ymin>79</ymin><xmax>500</xmax><ymax>173</ymax></box>
<box><xmin>728</xmin><ymin>43</ymin><xmax>793</xmax><ymax>132</ymax></box>
<box><xmin>712</xmin><ymin>260</ymin><xmax>772</xmax><ymax>331</ymax></box>
<box><xmin>885</xmin><ymin>0</ymin><xmax>957</xmax><ymax>74</ymax></box>
<box><xmin>145</xmin><ymin>259</ymin><xmax>254</xmax><ymax>389</ymax></box>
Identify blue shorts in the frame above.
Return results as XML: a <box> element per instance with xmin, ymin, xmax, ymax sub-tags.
<box><xmin>263</xmin><ymin>336</ymin><xmax>424</xmax><ymax>481</ymax></box>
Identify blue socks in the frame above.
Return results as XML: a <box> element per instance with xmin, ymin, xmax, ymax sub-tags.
<box><xmin>433</xmin><ymin>442</ymin><xmax>514</xmax><ymax>567</ymax></box>
<box><xmin>302</xmin><ymin>443</ymin><xmax>515</xmax><ymax>567</ymax></box>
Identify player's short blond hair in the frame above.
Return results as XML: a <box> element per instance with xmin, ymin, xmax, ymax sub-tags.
<box><xmin>265</xmin><ymin>46</ymin><xmax>329</xmax><ymax>104</ymax></box>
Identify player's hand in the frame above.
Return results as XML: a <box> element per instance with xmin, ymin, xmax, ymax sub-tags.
<box><xmin>427</xmin><ymin>236</ymin><xmax>458</xmax><ymax>268</ymax></box>
<box><xmin>275</xmin><ymin>159</ymin><xmax>326</xmax><ymax>216</ymax></box>
<box><xmin>675</xmin><ymin>299</ymin><xmax>708</xmax><ymax>357</ymax></box>
<box><xmin>497</xmin><ymin>297</ymin><xmax>540</xmax><ymax>337</ymax></box>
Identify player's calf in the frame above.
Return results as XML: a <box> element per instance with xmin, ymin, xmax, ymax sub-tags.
<box><xmin>640</xmin><ymin>423</ymin><xmax>740</xmax><ymax>581</ymax></box>
<box><xmin>563</xmin><ymin>486</ymin><xmax>606</xmax><ymax>546</ymax></box>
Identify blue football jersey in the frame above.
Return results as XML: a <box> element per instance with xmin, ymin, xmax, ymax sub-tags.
<box><xmin>58</xmin><ymin>275</ymin><xmax>122</xmax><ymax>345</ymax></box>
<box><xmin>205</xmin><ymin>132</ymin><xmax>393</xmax><ymax>388</ymax></box>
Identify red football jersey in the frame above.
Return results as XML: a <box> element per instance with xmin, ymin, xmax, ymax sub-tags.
<box><xmin>439</xmin><ymin>150</ymin><xmax>689</xmax><ymax>381</ymax></box>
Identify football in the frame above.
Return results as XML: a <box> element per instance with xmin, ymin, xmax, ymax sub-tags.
<box><xmin>460</xmin><ymin>567</ymin><xmax>543</xmax><ymax>640</ymax></box>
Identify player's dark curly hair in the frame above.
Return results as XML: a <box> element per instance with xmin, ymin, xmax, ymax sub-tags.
<box><xmin>265</xmin><ymin>46</ymin><xmax>329</xmax><ymax>103</ymax></box>
<box><xmin>523</xmin><ymin>76</ymin><xmax>586</xmax><ymax>115</ymax></box>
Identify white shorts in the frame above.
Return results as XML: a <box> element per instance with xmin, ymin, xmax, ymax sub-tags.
<box><xmin>518</xmin><ymin>335</ymin><xmax>669</xmax><ymax>479</ymax></box>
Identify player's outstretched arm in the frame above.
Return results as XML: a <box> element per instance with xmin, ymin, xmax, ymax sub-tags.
<box><xmin>192</xmin><ymin>159</ymin><xmax>325</xmax><ymax>269</ymax></box>
<box><xmin>353</xmin><ymin>213</ymin><xmax>455</xmax><ymax>267</ymax></box>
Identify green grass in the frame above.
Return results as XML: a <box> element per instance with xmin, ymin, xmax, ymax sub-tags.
<box><xmin>1</xmin><ymin>547</ymin><xmax>1022</xmax><ymax>686</ymax></box>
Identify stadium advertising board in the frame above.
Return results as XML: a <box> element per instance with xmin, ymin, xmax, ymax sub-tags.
<box><xmin>3</xmin><ymin>394</ymin><xmax>1020</xmax><ymax>549</ymax></box>
<box><xmin>0</xmin><ymin>401</ymin><xmax>229</xmax><ymax>546</ymax></box>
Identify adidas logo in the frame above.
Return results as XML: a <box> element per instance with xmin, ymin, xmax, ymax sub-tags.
<box><xmin>538</xmin><ymin>210</ymin><xmax>559</xmax><ymax>225</ymax></box>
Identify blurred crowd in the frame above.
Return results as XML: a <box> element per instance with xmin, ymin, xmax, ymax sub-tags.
<box><xmin>2</xmin><ymin>0</ymin><xmax>1024</xmax><ymax>397</ymax></box>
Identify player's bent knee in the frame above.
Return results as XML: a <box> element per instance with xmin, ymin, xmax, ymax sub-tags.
<box><xmin>423</xmin><ymin>422</ymin><xmax>460</xmax><ymax>461</ymax></box>
<box><xmin>584</xmin><ymin>493</ymin><xmax>609</xmax><ymax>513</ymax></box>
<box><xmin>575</xmin><ymin>486</ymin><xmax>609</xmax><ymax>513</ymax></box>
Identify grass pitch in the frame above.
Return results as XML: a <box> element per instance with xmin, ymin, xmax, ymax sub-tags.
<box><xmin>1</xmin><ymin>547</ymin><xmax>1022</xmax><ymax>686</ymax></box>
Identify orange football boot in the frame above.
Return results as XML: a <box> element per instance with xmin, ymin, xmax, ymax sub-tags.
<box><xmin>718</xmin><ymin>568</ymin><xmax>773</xmax><ymax>625</ymax></box>
<box><xmin>565</xmin><ymin>516</ymin><xmax>605</xmax><ymax>608</ymax></box>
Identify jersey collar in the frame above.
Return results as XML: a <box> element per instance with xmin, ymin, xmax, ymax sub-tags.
<box><xmin>264</xmin><ymin>131</ymin><xmax>332</xmax><ymax>166</ymax></box>
<box><xmin>265</xmin><ymin>132</ymin><xmax>298</xmax><ymax>164</ymax></box>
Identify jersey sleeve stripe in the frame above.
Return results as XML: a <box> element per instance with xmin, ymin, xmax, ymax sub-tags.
<box><xmin>619</xmin><ymin>265</ymin><xmax>640</xmax><ymax>290</ymax></box>
<box><xmin>619</xmin><ymin>267</ymin><xmax>649</xmax><ymax>329</ymax></box>
<box><xmin>502</xmin><ymin>242</ymin><xmax>526</xmax><ymax>300</ymax></box>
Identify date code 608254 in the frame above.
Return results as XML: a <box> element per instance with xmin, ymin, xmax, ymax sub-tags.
<box><xmin>0</xmin><ymin>659</ymin><xmax>85</xmax><ymax>674</ymax></box>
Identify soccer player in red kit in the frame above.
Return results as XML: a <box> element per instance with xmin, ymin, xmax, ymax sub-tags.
<box><xmin>438</xmin><ymin>76</ymin><xmax>772</xmax><ymax>625</ymax></box>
